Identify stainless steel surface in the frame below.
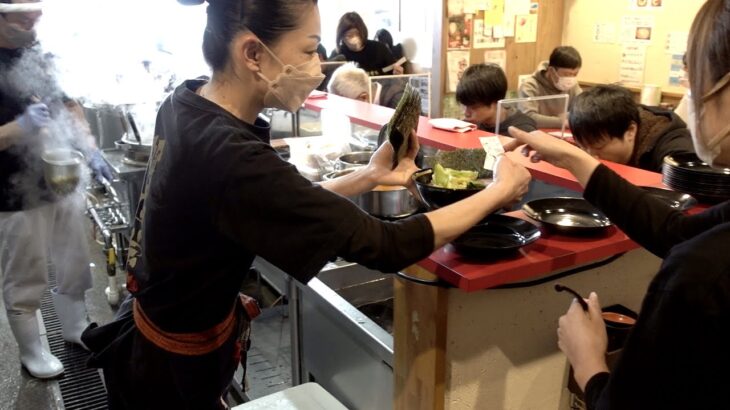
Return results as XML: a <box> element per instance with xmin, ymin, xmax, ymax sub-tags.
<box><xmin>322</xmin><ymin>168</ymin><xmax>359</xmax><ymax>181</ymax></box>
<box><xmin>334</xmin><ymin>151</ymin><xmax>373</xmax><ymax>171</ymax></box>
<box><xmin>101</xmin><ymin>148</ymin><xmax>147</xmax><ymax>177</ymax></box>
<box><xmin>101</xmin><ymin>149</ymin><xmax>146</xmax><ymax>222</ymax></box>
<box><xmin>288</xmin><ymin>276</ymin><xmax>303</xmax><ymax>386</ymax></box>
<box><xmin>85</xmin><ymin>104</ymin><xmax>127</xmax><ymax>150</ymax></box>
<box><xmin>255</xmin><ymin>260</ymin><xmax>395</xmax><ymax>410</ymax></box>
<box><xmin>41</xmin><ymin>149</ymin><xmax>84</xmax><ymax>195</ymax></box>
<box><xmin>114</xmin><ymin>139</ymin><xmax>151</xmax><ymax>165</ymax></box>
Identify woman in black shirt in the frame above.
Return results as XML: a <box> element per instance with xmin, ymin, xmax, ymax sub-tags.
<box><xmin>82</xmin><ymin>1</ymin><xmax>531</xmax><ymax>408</ymax></box>
<box><xmin>331</xmin><ymin>12</ymin><xmax>403</xmax><ymax>76</ymax></box>
<box><xmin>505</xmin><ymin>1</ymin><xmax>730</xmax><ymax>408</ymax></box>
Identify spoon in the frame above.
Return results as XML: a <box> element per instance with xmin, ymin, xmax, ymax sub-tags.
<box><xmin>554</xmin><ymin>284</ymin><xmax>589</xmax><ymax>311</ymax></box>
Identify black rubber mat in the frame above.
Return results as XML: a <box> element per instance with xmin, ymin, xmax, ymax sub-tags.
<box><xmin>40</xmin><ymin>271</ymin><xmax>108</xmax><ymax>410</ymax></box>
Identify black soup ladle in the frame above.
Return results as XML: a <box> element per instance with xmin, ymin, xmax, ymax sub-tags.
<box><xmin>554</xmin><ymin>284</ymin><xmax>589</xmax><ymax>311</ymax></box>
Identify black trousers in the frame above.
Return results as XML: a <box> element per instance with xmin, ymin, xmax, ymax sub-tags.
<box><xmin>82</xmin><ymin>300</ymin><xmax>245</xmax><ymax>410</ymax></box>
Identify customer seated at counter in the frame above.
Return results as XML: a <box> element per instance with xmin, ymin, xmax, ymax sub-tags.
<box><xmin>519</xmin><ymin>46</ymin><xmax>583</xmax><ymax>129</ymax></box>
<box><xmin>327</xmin><ymin>62</ymin><xmax>370</xmax><ymax>102</ymax></box>
<box><xmin>569</xmin><ymin>85</ymin><xmax>695</xmax><ymax>172</ymax></box>
<box><xmin>456</xmin><ymin>63</ymin><xmax>537</xmax><ymax>136</ymax></box>
<box><xmin>506</xmin><ymin>1</ymin><xmax>730</xmax><ymax>408</ymax></box>
<box><xmin>331</xmin><ymin>11</ymin><xmax>403</xmax><ymax>76</ymax></box>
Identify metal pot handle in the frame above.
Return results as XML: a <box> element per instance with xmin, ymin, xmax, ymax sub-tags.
<box><xmin>395</xmin><ymin>271</ymin><xmax>451</xmax><ymax>288</ymax></box>
<box><xmin>114</xmin><ymin>139</ymin><xmax>132</xmax><ymax>150</ymax></box>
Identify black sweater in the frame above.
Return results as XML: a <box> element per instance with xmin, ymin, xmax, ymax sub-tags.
<box><xmin>332</xmin><ymin>40</ymin><xmax>396</xmax><ymax>76</ymax></box>
<box><xmin>582</xmin><ymin>165</ymin><xmax>730</xmax><ymax>410</ymax></box>
<box><xmin>631</xmin><ymin>105</ymin><xmax>695</xmax><ymax>172</ymax></box>
<box><xmin>128</xmin><ymin>79</ymin><xmax>435</xmax><ymax>333</ymax></box>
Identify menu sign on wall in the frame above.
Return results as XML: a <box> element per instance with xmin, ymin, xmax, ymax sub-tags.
<box><xmin>619</xmin><ymin>44</ymin><xmax>647</xmax><ymax>84</ymax></box>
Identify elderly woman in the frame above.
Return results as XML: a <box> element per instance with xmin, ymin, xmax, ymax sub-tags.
<box><xmin>506</xmin><ymin>0</ymin><xmax>730</xmax><ymax>408</ymax></box>
<box><xmin>327</xmin><ymin>62</ymin><xmax>370</xmax><ymax>102</ymax></box>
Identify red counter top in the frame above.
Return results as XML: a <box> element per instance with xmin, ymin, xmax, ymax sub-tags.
<box><xmin>305</xmin><ymin>93</ymin><xmax>673</xmax><ymax>292</ymax></box>
<box><xmin>421</xmin><ymin>216</ymin><xmax>635</xmax><ymax>292</ymax></box>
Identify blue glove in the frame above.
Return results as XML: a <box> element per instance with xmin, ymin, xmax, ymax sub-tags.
<box><xmin>16</xmin><ymin>103</ymin><xmax>51</xmax><ymax>134</ymax></box>
<box><xmin>89</xmin><ymin>150</ymin><xmax>113</xmax><ymax>183</ymax></box>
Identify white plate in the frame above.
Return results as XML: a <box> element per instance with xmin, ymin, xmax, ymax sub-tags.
<box><xmin>428</xmin><ymin>118</ymin><xmax>477</xmax><ymax>133</ymax></box>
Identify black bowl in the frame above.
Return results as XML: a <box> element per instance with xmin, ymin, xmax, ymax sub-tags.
<box><xmin>522</xmin><ymin>197</ymin><xmax>612</xmax><ymax>235</ymax></box>
<box><xmin>452</xmin><ymin>214</ymin><xmax>540</xmax><ymax>259</ymax></box>
<box><xmin>412</xmin><ymin>168</ymin><xmax>485</xmax><ymax>209</ymax></box>
<box><xmin>639</xmin><ymin>186</ymin><xmax>697</xmax><ymax>211</ymax></box>
<box><xmin>602</xmin><ymin>304</ymin><xmax>638</xmax><ymax>352</ymax></box>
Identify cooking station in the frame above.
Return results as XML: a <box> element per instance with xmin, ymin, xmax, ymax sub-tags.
<box><xmin>84</xmin><ymin>104</ymin><xmax>150</xmax><ymax>304</ymax></box>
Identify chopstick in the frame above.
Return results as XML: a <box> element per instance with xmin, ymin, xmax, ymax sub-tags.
<box><xmin>554</xmin><ymin>284</ymin><xmax>589</xmax><ymax>311</ymax></box>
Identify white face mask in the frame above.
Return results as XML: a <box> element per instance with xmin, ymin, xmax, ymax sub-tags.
<box><xmin>256</xmin><ymin>42</ymin><xmax>325</xmax><ymax>113</ymax></box>
<box><xmin>687</xmin><ymin>73</ymin><xmax>730</xmax><ymax>166</ymax></box>
<box><xmin>555</xmin><ymin>75</ymin><xmax>578</xmax><ymax>91</ymax></box>
<box><xmin>0</xmin><ymin>14</ymin><xmax>37</xmax><ymax>49</ymax></box>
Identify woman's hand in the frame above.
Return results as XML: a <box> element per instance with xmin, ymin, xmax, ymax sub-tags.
<box><xmin>558</xmin><ymin>292</ymin><xmax>610</xmax><ymax>391</ymax></box>
<box><xmin>367</xmin><ymin>129</ymin><xmax>420</xmax><ymax>187</ymax></box>
<box><xmin>504</xmin><ymin>127</ymin><xmax>601</xmax><ymax>188</ymax></box>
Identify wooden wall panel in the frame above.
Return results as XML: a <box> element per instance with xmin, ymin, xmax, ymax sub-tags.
<box><xmin>433</xmin><ymin>0</ymin><xmax>566</xmax><ymax>116</ymax></box>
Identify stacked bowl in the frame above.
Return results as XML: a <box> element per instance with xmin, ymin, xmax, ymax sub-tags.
<box><xmin>662</xmin><ymin>153</ymin><xmax>730</xmax><ymax>203</ymax></box>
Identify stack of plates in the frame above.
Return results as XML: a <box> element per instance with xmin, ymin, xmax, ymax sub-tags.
<box><xmin>662</xmin><ymin>153</ymin><xmax>730</xmax><ymax>203</ymax></box>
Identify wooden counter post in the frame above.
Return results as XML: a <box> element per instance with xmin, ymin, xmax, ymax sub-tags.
<box><xmin>394</xmin><ymin>265</ymin><xmax>449</xmax><ymax>410</ymax></box>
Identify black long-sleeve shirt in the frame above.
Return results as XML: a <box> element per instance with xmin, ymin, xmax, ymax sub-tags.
<box><xmin>128</xmin><ymin>78</ymin><xmax>434</xmax><ymax>333</ymax></box>
<box><xmin>581</xmin><ymin>165</ymin><xmax>730</xmax><ymax>410</ymax></box>
<box><xmin>332</xmin><ymin>40</ymin><xmax>396</xmax><ymax>76</ymax></box>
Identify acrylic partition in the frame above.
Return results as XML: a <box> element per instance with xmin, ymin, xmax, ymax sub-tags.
<box><xmin>495</xmin><ymin>94</ymin><xmax>569</xmax><ymax>138</ymax></box>
<box><xmin>369</xmin><ymin>73</ymin><xmax>432</xmax><ymax>117</ymax></box>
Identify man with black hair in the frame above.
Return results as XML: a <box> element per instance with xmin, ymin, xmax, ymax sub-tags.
<box><xmin>456</xmin><ymin>63</ymin><xmax>536</xmax><ymax>135</ymax></box>
<box><xmin>519</xmin><ymin>46</ymin><xmax>583</xmax><ymax>128</ymax></box>
<box><xmin>569</xmin><ymin>85</ymin><xmax>695</xmax><ymax>172</ymax></box>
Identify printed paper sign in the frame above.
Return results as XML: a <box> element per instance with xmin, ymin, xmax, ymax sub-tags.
<box><xmin>480</xmin><ymin>136</ymin><xmax>505</xmax><ymax>170</ymax></box>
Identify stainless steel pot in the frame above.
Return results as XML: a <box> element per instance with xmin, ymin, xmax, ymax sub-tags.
<box><xmin>357</xmin><ymin>186</ymin><xmax>420</xmax><ymax>219</ymax></box>
<box><xmin>335</xmin><ymin>151</ymin><xmax>373</xmax><ymax>171</ymax></box>
<box><xmin>41</xmin><ymin>148</ymin><xmax>84</xmax><ymax>195</ymax></box>
<box><xmin>114</xmin><ymin>139</ymin><xmax>151</xmax><ymax>165</ymax></box>
<box><xmin>322</xmin><ymin>167</ymin><xmax>420</xmax><ymax>218</ymax></box>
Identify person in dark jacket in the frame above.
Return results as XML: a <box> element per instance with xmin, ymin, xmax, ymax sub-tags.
<box><xmin>519</xmin><ymin>46</ymin><xmax>583</xmax><ymax>129</ymax></box>
<box><xmin>456</xmin><ymin>63</ymin><xmax>537</xmax><ymax>136</ymax></box>
<box><xmin>569</xmin><ymin>85</ymin><xmax>695</xmax><ymax>172</ymax></box>
<box><xmin>374</xmin><ymin>28</ymin><xmax>403</xmax><ymax>61</ymax></box>
<box><xmin>505</xmin><ymin>1</ymin><xmax>730</xmax><ymax>408</ymax></box>
<box><xmin>330</xmin><ymin>12</ymin><xmax>402</xmax><ymax>76</ymax></box>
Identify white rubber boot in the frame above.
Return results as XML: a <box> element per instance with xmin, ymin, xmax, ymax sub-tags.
<box><xmin>51</xmin><ymin>289</ymin><xmax>90</xmax><ymax>350</ymax></box>
<box><xmin>7</xmin><ymin>312</ymin><xmax>64</xmax><ymax>379</ymax></box>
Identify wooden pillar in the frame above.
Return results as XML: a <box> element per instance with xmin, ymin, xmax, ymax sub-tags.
<box><xmin>394</xmin><ymin>265</ymin><xmax>449</xmax><ymax>410</ymax></box>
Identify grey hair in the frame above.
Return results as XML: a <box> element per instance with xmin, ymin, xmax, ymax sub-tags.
<box><xmin>327</xmin><ymin>63</ymin><xmax>370</xmax><ymax>100</ymax></box>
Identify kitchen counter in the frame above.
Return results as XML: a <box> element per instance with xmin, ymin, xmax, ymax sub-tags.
<box><xmin>302</xmin><ymin>93</ymin><xmax>673</xmax><ymax>409</ymax></box>
<box><xmin>305</xmin><ymin>93</ymin><xmax>665</xmax><ymax>292</ymax></box>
